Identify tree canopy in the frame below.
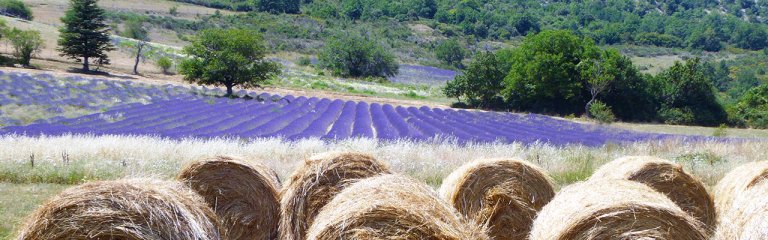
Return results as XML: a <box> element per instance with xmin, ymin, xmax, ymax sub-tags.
<box><xmin>179</xmin><ymin>29</ymin><xmax>281</xmax><ymax>96</ymax></box>
<box><xmin>57</xmin><ymin>0</ymin><xmax>114</xmax><ymax>72</ymax></box>
<box><xmin>318</xmin><ymin>33</ymin><xmax>398</xmax><ymax>78</ymax></box>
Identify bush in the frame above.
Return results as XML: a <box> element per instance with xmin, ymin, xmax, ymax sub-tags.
<box><xmin>730</xmin><ymin>84</ymin><xmax>768</xmax><ymax>129</ymax></box>
<box><xmin>588</xmin><ymin>101</ymin><xmax>616</xmax><ymax>124</ymax></box>
<box><xmin>318</xmin><ymin>33</ymin><xmax>398</xmax><ymax>78</ymax></box>
<box><xmin>297</xmin><ymin>56</ymin><xmax>312</xmax><ymax>66</ymax></box>
<box><xmin>7</xmin><ymin>28</ymin><xmax>43</xmax><ymax>67</ymax></box>
<box><xmin>659</xmin><ymin>107</ymin><xmax>695</xmax><ymax>125</ymax></box>
<box><xmin>450</xmin><ymin>101</ymin><xmax>470</xmax><ymax>109</ymax></box>
<box><xmin>0</xmin><ymin>0</ymin><xmax>32</xmax><ymax>20</ymax></box>
<box><xmin>435</xmin><ymin>39</ymin><xmax>465</xmax><ymax>69</ymax></box>
<box><xmin>157</xmin><ymin>57</ymin><xmax>173</xmax><ymax>74</ymax></box>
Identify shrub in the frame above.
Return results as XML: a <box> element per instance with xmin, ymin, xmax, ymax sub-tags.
<box><xmin>156</xmin><ymin>57</ymin><xmax>173</xmax><ymax>74</ymax></box>
<box><xmin>0</xmin><ymin>0</ymin><xmax>32</xmax><ymax>20</ymax></box>
<box><xmin>588</xmin><ymin>101</ymin><xmax>616</xmax><ymax>124</ymax></box>
<box><xmin>318</xmin><ymin>33</ymin><xmax>398</xmax><ymax>78</ymax></box>
<box><xmin>435</xmin><ymin>39</ymin><xmax>465</xmax><ymax>69</ymax></box>
<box><xmin>6</xmin><ymin>28</ymin><xmax>43</xmax><ymax>67</ymax></box>
<box><xmin>297</xmin><ymin>56</ymin><xmax>312</xmax><ymax>66</ymax></box>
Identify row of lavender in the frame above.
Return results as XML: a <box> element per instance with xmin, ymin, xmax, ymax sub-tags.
<box><xmin>0</xmin><ymin>71</ymin><xmax>702</xmax><ymax>146</ymax></box>
<box><xmin>0</xmin><ymin>72</ymin><xmax>290</xmax><ymax>126</ymax></box>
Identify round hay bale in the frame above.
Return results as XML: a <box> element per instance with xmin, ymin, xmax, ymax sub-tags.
<box><xmin>530</xmin><ymin>179</ymin><xmax>708</xmax><ymax>240</ymax></box>
<box><xmin>438</xmin><ymin>158</ymin><xmax>555</xmax><ymax>240</ymax></box>
<box><xmin>589</xmin><ymin>156</ymin><xmax>716</xmax><ymax>229</ymax></box>
<box><xmin>306</xmin><ymin>174</ymin><xmax>489</xmax><ymax>239</ymax></box>
<box><xmin>279</xmin><ymin>151</ymin><xmax>391</xmax><ymax>240</ymax></box>
<box><xmin>16</xmin><ymin>178</ymin><xmax>223</xmax><ymax>240</ymax></box>
<box><xmin>713</xmin><ymin>161</ymin><xmax>768</xmax><ymax>216</ymax></box>
<box><xmin>177</xmin><ymin>156</ymin><xmax>281</xmax><ymax>240</ymax></box>
<box><xmin>713</xmin><ymin>182</ymin><xmax>768</xmax><ymax>239</ymax></box>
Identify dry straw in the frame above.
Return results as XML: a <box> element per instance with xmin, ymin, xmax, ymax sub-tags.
<box><xmin>713</xmin><ymin>161</ymin><xmax>768</xmax><ymax>217</ymax></box>
<box><xmin>530</xmin><ymin>179</ymin><xmax>708</xmax><ymax>240</ymax></box>
<box><xmin>306</xmin><ymin>174</ymin><xmax>489</xmax><ymax>239</ymax></box>
<box><xmin>438</xmin><ymin>158</ymin><xmax>555</xmax><ymax>239</ymax></box>
<box><xmin>279</xmin><ymin>151</ymin><xmax>391</xmax><ymax>240</ymax></box>
<box><xmin>713</xmin><ymin>181</ymin><xmax>768</xmax><ymax>239</ymax></box>
<box><xmin>16</xmin><ymin>178</ymin><xmax>223</xmax><ymax>240</ymax></box>
<box><xmin>177</xmin><ymin>156</ymin><xmax>281</xmax><ymax>240</ymax></box>
<box><xmin>589</xmin><ymin>156</ymin><xmax>716</xmax><ymax>230</ymax></box>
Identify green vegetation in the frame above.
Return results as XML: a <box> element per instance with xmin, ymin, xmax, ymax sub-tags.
<box><xmin>318</xmin><ymin>33</ymin><xmax>398</xmax><ymax>78</ymax></box>
<box><xmin>0</xmin><ymin>0</ymin><xmax>32</xmax><ymax>20</ymax></box>
<box><xmin>157</xmin><ymin>57</ymin><xmax>173</xmax><ymax>74</ymax></box>
<box><xmin>730</xmin><ymin>84</ymin><xmax>768</xmax><ymax>128</ymax></box>
<box><xmin>6</xmin><ymin>28</ymin><xmax>43</xmax><ymax>67</ymax></box>
<box><xmin>173</xmin><ymin>0</ymin><xmax>300</xmax><ymax>13</ymax></box>
<box><xmin>444</xmin><ymin>51</ymin><xmax>505</xmax><ymax>109</ymax></box>
<box><xmin>447</xmin><ymin>30</ymin><xmax>737</xmax><ymax>126</ymax></box>
<box><xmin>435</xmin><ymin>38</ymin><xmax>465</xmax><ymax>69</ymax></box>
<box><xmin>179</xmin><ymin>29</ymin><xmax>281</xmax><ymax>96</ymax></box>
<box><xmin>58</xmin><ymin>0</ymin><xmax>115</xmax><ymax>72</ymax></box>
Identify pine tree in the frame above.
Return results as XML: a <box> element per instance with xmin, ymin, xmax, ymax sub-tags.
<box><xmin>57</xmin><ymin>0</ymin><xmax>114</xmax><ymax>72</ymax></box>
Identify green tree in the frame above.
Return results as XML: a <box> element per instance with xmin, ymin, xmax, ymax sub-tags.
<box><xmin>444</xmin><ymin>51</ymin><xmax>506</xmax><ymax>108</ymax></box>
<box><xmin>7</xmin><ymin>28</ymin><xmax>43</xmax><ymax>67</ymax></box>
<box><xmin>578</xmin><ymin>49</ymin><xmax>619</xmax><ymax>118</ymax></box>
<box><xmin>435</xmin><ymin>39</ymin><xmax>465</xmax><ymax>69</ymax></box>
<box><xmin>122</xmin><ymin>19</ymin><xmax>149</xmax><ymax>75</ymax></box>
<box><xmin>341</xmin><ymin>0</ymin><xmax>363</xmax><ymax>20</ymax></box>
<box><xmin>157</xmin><ymin>56</ymin><xmax>173</xmax><ymax>74</ymax></box>
<box><xmin>502</xmin><ymin>30</ymin><xmax>595</xmax><ymax>114</ymax></box>
<box><xmin>654</xmin><ymin>58</ymin><xmax>727</xmax><ymax>126</ymax></box>
<box><xmin>318</xmin><ymin>33</ymin><xmax>398</xmax><ymax>78</ymax></box>
<box><xmin>731</xmin><ymin>84</ymin><xmax>768</xmax><ymax>128</ymax></box>
<box><xmin>179</xmin><ymin>29</ymin><xmax>281</xmax><ymax>96</ymax></box>
<box><xmin>0</xmin><ymin>0</ymin><xmax>32</xmax><ymax>20</ymax></box>
<box><xmin>57</xmin><ymin>0</ymin><xmax>114</xmax><ymax>72</ymax></box>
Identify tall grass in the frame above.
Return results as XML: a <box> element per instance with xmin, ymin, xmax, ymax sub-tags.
<box><xmin>0</xmin><ymin>134</ymin><xmax>765</xmax><ymax>187</ymax></box>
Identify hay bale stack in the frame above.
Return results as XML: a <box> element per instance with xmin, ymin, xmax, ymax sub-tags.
<box><xmin>279</xmin><ymin>151</ymin><xmax>391</xmax><ymax>240</ymax></box>
<box><xmin>178</xmin><ymin>156</ymin><xmax>281</xmax><ymax>240</ymax></box>
<box><xmin>16</xmin><ymin>179</ymin><xmax>222</xmax><ymax>240</ymax></box>
<box><xmin>713</xmin><ymin>161</ymin><xmax>768</xmax><ymax>216</ymax></box>
<box><xmin>589</xmin><ymin>156</ymin><xmax>716</xmax><ymax>229</ymax></box>
<box><xmin>438</xmin><ymin>158</ymin><xmax>555</xmax><ymax>240</ymax></box>
<box><xmin>307</xmin><ymin>174</ymin><xmax>489</xmax><ymax>240</ymax></box>
<box><xmin>713</xmin><ymin>182</ymin><xmax>768</xmax><ymax>239</ymax></box>
<box><xmin>530</xmin><ymin>179</ymin><xmax>708</xmax><ymax>240</ymax></box>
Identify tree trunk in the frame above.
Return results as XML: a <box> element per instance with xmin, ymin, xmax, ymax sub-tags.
<box><xmin>83</xmin><ymin>56</ymin><xmax>90</xmax><ymax>72</ymax></box>
<box><xmin>133</xmin><ymin>43</ymin><xmax>144</xmax><ymax>75</ymax></box>
<box><xmin>226</xmin><ymin>85</ymin><xmax>233</xmax><ymax>97</ymax></box>
<box><xmin>585</xmin><ymin>96</ymin><xmax>596</xmax><ymax>118</ymax></box>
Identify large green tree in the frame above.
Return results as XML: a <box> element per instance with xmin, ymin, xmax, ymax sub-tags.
<box><xmin>730</xmin><ymin>84</ymin><xmax>768</xmax><ymax>129</ymax></box>
<box><xmin>652</xmin><ymin>58</ymin><xmax>727</xmax><ymax>126</ymax></box>
<box><xmin>502</xmin><ymin>30</ymin><xmax>595</xmax><ymax>114</ymax></box>
<box><xmin>319</xmin><ymin>33</ymin><xmax>398</xmax><ymax>78</ymax></box>
<box><xmin>435</xmin><ymin>39</ymin><xmax>465</xmax><ymax>69</ymax></box>
<box><xmin>57</xmin><ymin>0</ymin><xmax>114</xmax><ymax>72</ymax></box>
<box><xmin>179</xmin><ymin>29</ymin><xmax>281</xmax><ymax>96</ymax></box>
<box><xmin>443</xmin><ymin>51</ymin><xmax>507</xmax><ymax>108</ymax></box>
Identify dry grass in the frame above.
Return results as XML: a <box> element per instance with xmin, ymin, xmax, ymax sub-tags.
<box><xmin>177</xmin><ymin>156</ymin><xmax>280</xmax><ymax>240</ymax></box>
<box><xmin>306</xmin><ymin>174</ymin><xmax>489</xmax><ymax>239</ymax></box>
<box><xmin>438</xmin><ymin>158</ymin><xmax>554</xmax><ymax>239</ymax></box>
<box><xmin>0</xmin><ymin>135</ymin><xmax>766</xmax><ymax>187</ymax></box>
<box><xmin>530</xmin><ymin>179</ymin><xmax>708</xmax><ymax>240</ymax></box>
<box><xmin>589</xmin><ymin>156</ymin><xmax>716</xmax><ymax>231</ymax></box>
<box><xmin>15</xmin><ymin>178</ymin><xmax>223</xmax><ymax>240</ymax></box>
<box><xmin>278</xmin><ymin>151</ymin><xmax>391</xmax><ymax>240</ymax></box>
<box><xmin>712</xmin><ymin>161</ymin><xmax>768</xmax><ymax>217</ymax></box>
<box><xmin>714</xmin><ymin>181</ymin><xmax>768</xmax><ymax>239</ymax></box>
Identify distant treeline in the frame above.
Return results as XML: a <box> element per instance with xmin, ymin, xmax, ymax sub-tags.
<box><xmin>173</xmin><ymin>0</ymin><xmax>768</xmax><ymax>51</ymax></box>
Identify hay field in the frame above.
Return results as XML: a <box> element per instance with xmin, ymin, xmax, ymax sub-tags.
<box><xmin>1</xmin><ymin>134</ymin><xmax>767</xmax><ymax>237</ymax></box>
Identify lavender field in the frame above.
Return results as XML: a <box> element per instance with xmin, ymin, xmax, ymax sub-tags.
<box><xmin>0</xmin><ymin>71</ymin><xmax>710</xmax><ymax>146</ymax></box>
